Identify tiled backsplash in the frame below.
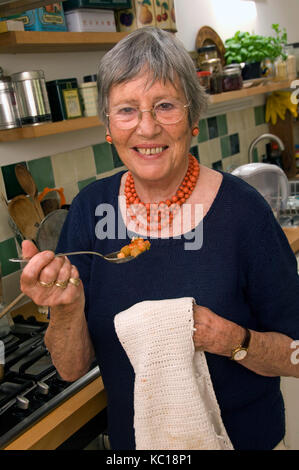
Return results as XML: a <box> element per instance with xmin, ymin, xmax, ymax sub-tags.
<box><xmin>0</xmin><ymin>104</ymin><xmax>269</xmax><ymax>304</ymax></box>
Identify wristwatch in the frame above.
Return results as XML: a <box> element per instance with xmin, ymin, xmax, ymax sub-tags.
<box><xmin>230</xmin><ymin>328</ymin><xmax>251</xmax><ymax>361</ymax></box>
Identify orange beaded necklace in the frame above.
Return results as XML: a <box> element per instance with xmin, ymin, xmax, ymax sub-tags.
<box><xmin>124</xmin><ymin>154</ymin><xmax>200</xmax><ymax>232</ymax></box>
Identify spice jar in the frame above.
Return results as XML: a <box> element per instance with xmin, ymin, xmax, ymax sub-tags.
<box><xmin>222</xmin><ymin>66</ymin><xmax>243</xmax><ymax>92</ymax></box>
<box><xmin>197</xmin><ymin>45</ymin><xmax>217</xmax><ymax>67</ymax></box>
<box><xmin>79</xmin><ymin>81</ymin><xmax>98</xmax><ymax>117</ymax></box>
<box><xmin>201</xmin><ymin>58</ymin><xmax>222</xmax><ymax>75</ymax></box>
<box><xmin>197</xmin><ymin>71</ymin><xmax>211</xmax><ymax>93</ymax></box>
<box><xmin>210</xmin><ymin>73</ymin><xmax>223</xmax><ymax>94</ymax></box>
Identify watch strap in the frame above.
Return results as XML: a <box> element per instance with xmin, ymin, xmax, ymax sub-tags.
<box><xmin>230</xmin><ymin>327</ymin><xmax>251</xmax><ymax>360</ymax></box>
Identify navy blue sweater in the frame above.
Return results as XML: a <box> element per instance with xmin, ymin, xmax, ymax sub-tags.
<box><xmin>56</xmin><ymin>170</ymin><xmax>299</xmax><ymax>450</ymax></box>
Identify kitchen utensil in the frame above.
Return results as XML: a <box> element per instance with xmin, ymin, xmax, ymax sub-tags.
<box><xmin>8</xmin><ymin>195</ymin><xmax>40</xmax><ymax>240</ymax></box>
<box><xmin>0</xmin><ymin>262</ymin><xmax>12</xmax><ymax>338</ymax></box>
<box><xmin>35</xmin><ymin>209</ymin><xmax>68</xmax><ymax>252</ymax></box>
<box><xmin>41</xmin><ymin>198</ymin><xmax>60</xmax><ymax>215</ymax></box>
<box><xmin>0</xmin><ymin>68</ymin><xmax>21</xmax><ymax>130</ymax></box>
<box><xmin>38</xmin><ymin>187</ymin><xmax>66</xmax><ymax>207</ymax></box>
<box><xmin>196</xmin><ymin>26</ymin><xmax>226</xmax><ymax>66</ymax></box>
<box><xmin>10</xmin><ymin>249</ymin><xmax>135</xmax><ymax>265</ymax></box>
<box><xmin>11</xmin><ymin>70</ymin><xmax>52</xmax><ymax>126</ymax></box>
<box><xmin>14</xmin><ymin>164</ymin><xmax>44</xmax><ymax>221</ymax></box>
<box><xmin>1</xmin><ymin>248</ymin><xmax>135</xmax><ymax>322</ymax></box>
<box><xmin>0</xmin><ymin>292</ymin><xmax>26</xmax><ymax>321</ymax></box>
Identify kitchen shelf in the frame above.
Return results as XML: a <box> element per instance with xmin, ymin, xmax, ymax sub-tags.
<box><xmin>209</xmin><ymin>79</ymin><xmax>293</xmax><ymax>104</ymax></box>
<box><xmin>0</xmin><ymin>116</ymin><xmax>103</xmax><ymax>142</ymax></box>
<box><xmin>0</xmin><ymin>30</ymin><xmax>128</xmax><ymax>53</ymax></box>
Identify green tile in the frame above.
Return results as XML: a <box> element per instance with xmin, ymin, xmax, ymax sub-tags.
<box><xmin>77</xmin><ymin>176</ymin><xmax>96</xmax><ymax>192</ymax></box>
<box><xmin>197</xmin><ymin>119</ymin><xmax>208</xmax><ymax>143</ymax></box>
<box><xmin>0</xmin><ymin>238</ymin><xmax>19</xmax><ymax>276</ymax></box>
<box><xmin>254</xmin><ymin>105</ymin><xmax>266</xmax><ymax>126</ymax></box>
<box><xmin>207</xmin><ymin>117</ymin><xmax>218</xmax><ymax>139</ymax></box>
<box><xmin>189</xmin><ymin>145</ymin><xmax>200</xmax><ymax>161</ymax></box>
<box><xmin>27</xmin><ymin>156</ymin><xmax>55</xmax><ymax>192</ymax></box>
<box><xmin>212</xmin><ymin>160</ymin><xmax>223</xmax><ymax>171</ymax></box>
<box><xmin>93</xmin><ymin>142</ymin><xmax>114</xmax><ymax>174</ymax></box>
<box><xmin>230</xmin><ymin>133</ymin><xmax>240</xmax><ymax>155</ymax></box>
<box><xmin>1</xmin><ymin>163</ymin><xmax>26</xmax><ymax>200</ymax></box>
<box><xmin>253</xmin><ymin>148</ymin><xmax>259</xmax><ymax>163</ymax></box>
<box><xmin>111</xmin><ymin>145</ymin><xmax>124</xmax><ymax>168</ymax></box>
<box><xmin>217</xmin><ymin>114</ymin><xmax>228</xmax><ymax>136</ymax></box>
<box><xmin>220</xmin><ymin>136</ymin><xmax>231</xmax><ymax>158</ymax></box>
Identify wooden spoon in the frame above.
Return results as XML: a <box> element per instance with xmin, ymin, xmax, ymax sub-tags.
<box><xmin>15</xmin><ymin>164</ymin><xmax>44</xmax><ymax>221</ymax></box>
<box><xmin>8</xmin><ymin>195</ymin><xmax>40</xmax><ymax>240</ymax></box>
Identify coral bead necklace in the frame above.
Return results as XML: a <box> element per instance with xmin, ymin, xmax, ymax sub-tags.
<box><xmin>124</xmin><ymin>154</ymin><xmax>200</xmax><ymax>232</ymax></box>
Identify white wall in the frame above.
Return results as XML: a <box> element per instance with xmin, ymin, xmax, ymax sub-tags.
<box><xmin>175</xmin><ymin>0</ymin><xmax>299</xmax><ymax>51</ymax></box>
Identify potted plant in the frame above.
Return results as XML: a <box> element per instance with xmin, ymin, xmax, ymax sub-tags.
<box><xmin>224</xmin><ymin>24</ymin><xmax>288</xmax><ymax>80</ymax></box>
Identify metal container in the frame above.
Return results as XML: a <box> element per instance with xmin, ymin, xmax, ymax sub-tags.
<box><xmin>11</xmin><ymin>70</ymin><xmax>52</xmax><ymax>126</ymax></box>
<box><xmin>0</xmin><ymin>69</ymin><xmax>21</xmax><ymax>130</ymax></box>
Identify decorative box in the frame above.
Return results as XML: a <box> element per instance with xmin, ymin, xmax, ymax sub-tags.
<box><xmin>65</xmin><ymin>8</ymin><xmax>116</xmax><ymax>32</ymax></box>
<box><xmin>4</xmin><ymin>3</ymin><xmax>67</xmax><ymax>32</ymax></box>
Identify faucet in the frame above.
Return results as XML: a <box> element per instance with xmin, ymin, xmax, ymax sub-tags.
<box><xmin>248</xmin><ymin>133</ymin><xmax>285</xmax><ymax>163</ymax></box>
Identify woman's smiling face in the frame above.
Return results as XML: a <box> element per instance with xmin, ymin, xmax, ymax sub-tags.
<box><xmin>107</xmin><ymin>72</ymin><xmax>193</xmax><ymax>187</ymax></box>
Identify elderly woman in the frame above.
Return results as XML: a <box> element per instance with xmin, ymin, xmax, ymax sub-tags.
<box><xmin>21</xmin><ymin>27</ymin><xmax>299</xmax><ymax>450</ymax></box>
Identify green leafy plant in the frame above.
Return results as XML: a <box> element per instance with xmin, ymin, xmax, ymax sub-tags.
<box><xmin>224</xmin><ymin>24</ymin><xmax>288</xmax><ymax>65</ymax></box>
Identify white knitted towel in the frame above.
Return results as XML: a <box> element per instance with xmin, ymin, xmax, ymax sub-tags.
<box><xmin>114</xmin><ymin>297</ymin><xmax>233</xmax><ymax>450</ymax></box>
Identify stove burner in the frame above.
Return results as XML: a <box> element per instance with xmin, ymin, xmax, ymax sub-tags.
<box><xmin>0</xmin><ymin>314</ymin><xmax>101</xmax><ymax>449</ymax></box>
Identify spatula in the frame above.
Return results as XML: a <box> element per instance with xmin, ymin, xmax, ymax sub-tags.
<box><xmin>8</xmin><ymin>195</ymin><xmax>41</xmax><ymax>240</ymax></box>
<box><xmin>15</xmin><ymin>164</ymin><xmax>44</xmax><ymax>221</ymax></box>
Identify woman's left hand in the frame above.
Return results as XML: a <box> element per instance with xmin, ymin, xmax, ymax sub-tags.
<box><xmin>193</xmin><ymin>304</ymin><xmax>245</xmax><ymax>357</ymax></box>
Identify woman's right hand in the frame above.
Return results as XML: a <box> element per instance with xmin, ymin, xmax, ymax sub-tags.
<box><xmin>20</xmin><ymin>240</ymin><xmax>85</xmax><ymax>310</ymax></box>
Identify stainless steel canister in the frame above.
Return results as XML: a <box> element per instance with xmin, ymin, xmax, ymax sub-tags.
<box><xmin>11</xmin><ymin>70</ymin><xmax>52</xmax><ymax>126</ymax></box>
<box><xmin>0</xmin><ymin>74</ymin><xmax>21</xmax><ymax>130</ymax></box>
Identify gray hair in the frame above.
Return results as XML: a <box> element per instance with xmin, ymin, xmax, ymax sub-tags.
<box><xmin>97</xmin><ymin>27</ymin><xmax>208</xmax><ymax>127</ymax></box>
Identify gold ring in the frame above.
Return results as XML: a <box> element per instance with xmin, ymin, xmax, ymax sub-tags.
<box><xmin>39</xmin><ymin>280</ymin><xmax>55</xmax><ymax>288</ymax></box>
<box><xmin>55</xmin><ymin>280</ymin><xmax>69</xmax><ymax>289</ymax></box>
<box><xmin>69</xmin><ymin>277</ymin><xmax>81</xmax><ymax>287</ymax></box>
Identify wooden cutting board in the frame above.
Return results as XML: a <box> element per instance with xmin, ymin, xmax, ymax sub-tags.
<box><xmin>283</xmin><ymin>227</ymin><xmax>299</xmax><ymax>254</ymax></box>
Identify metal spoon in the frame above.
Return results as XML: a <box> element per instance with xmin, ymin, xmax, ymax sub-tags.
<box><xmin>9</xmin><ymin>250</ymin><xmax>135</xmax><ymax>265</ymax></box>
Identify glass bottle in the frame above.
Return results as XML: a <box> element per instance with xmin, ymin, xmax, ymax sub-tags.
<box><xmin>285</xmin><ymin>45</ymin><xmax>297</xmax><ymax>80</ymax></box>
<box><xmin>274</xmin><ymin>56</ymin><xmax>288</xmax><ymax>81</ymax></box>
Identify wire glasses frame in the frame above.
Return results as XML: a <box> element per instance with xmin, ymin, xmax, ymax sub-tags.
<box><xmin>106</xmin><ymin>102</ymin><xmax>190</xmax><ymax>130</ymax></box>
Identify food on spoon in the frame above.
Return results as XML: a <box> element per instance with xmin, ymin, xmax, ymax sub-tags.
<box><xmin>117</xmin><ymin>238</ymin><xmax>151</xmax><ymax>258</ymax></box>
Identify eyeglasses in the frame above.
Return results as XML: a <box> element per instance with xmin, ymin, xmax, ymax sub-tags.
<box><xmin>106</xmin><ymin>100</ymin><xmax>190</xmax><ymax>130</ymax></box>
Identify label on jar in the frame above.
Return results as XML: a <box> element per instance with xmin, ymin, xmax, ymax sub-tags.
<box><xmin>62</xmin><ymin>89</ymin><xmax>82</xmax><ymax>119</ymax></box>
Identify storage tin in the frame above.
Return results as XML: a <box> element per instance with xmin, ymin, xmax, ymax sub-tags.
<box><xmin>46</xmin><ymin>78</ymin><xmax>83</xmax><ymax>121</ymax></box>
<box><xmin>11</xmin><ymin>70</ymin><xmax>52</xmax><ymax>126</ymax></box>
<box><xmin>65</xmin><ymin>8</ymin><xmax>116</xmax><ymax>32</ymax></box>
<box><xmin>5</xmin><ymin>3</ymin><xmax>67</xmax><ymax>32</ymax></box>
<box><xmin>0</xmin><ymin>75</ymin><xmax>21</xmax><ymax>130</ymax></box>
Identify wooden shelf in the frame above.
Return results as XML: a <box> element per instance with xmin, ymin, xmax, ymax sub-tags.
<box><xmin>0</xmin><ymin>30</ymin><xmax>128</xmax><ymax>53</ymax></box>
<box><xmin>209</xmin><ymin>79</ymin><xmax>293</xmax><ymax>104</ymax></box>
<box><xmin>0</xmin><ymin>116</ymin><xmax>103</xmax><ymax>142</ymax></box>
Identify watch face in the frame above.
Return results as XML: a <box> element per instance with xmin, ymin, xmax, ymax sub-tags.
<box><xmin>234</xmin><ymin>349</ymin><xmax>247</xmax><ymax>361</ymax></box>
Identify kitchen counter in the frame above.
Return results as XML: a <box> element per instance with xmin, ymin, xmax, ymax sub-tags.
<box><xmin>3</xmin><ymin>227</ymin><xmax>298</xmax><ymax>450</ymax></box>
